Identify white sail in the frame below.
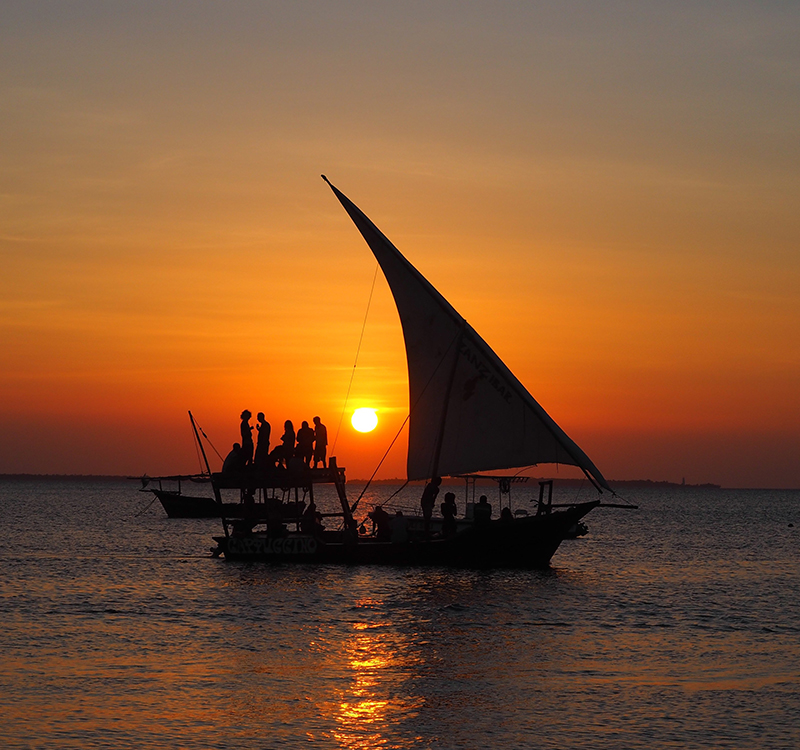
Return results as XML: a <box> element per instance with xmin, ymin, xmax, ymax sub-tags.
<box><xmin>325</xmin><ymin>177</ymin><xmax>610</xmax><ymax>492</ymax></box>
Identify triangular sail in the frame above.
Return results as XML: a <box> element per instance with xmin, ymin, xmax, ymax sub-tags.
<box><xmin>324</xmin><ymin>177</ymin><xmax>610</xmax><ymax>492</ymax></box>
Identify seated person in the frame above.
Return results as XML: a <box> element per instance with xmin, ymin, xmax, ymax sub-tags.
<box><xmin>500</xmin><ymin>506</ymin><xmax>514</xmax><ymax>523</ymax></box>
<box><xmin>287</xmin><ymin>450</ymin><xmax>305</xmax><ymax>474</ymax></box>
<box><xmin>222</xmin><ymin>443</ymin><xmax>246</xmax><ymax>474</ymax></box>
<box><xmin>474</xmin><ymin>495</ymin><xmax>492</xmax><ymax>525</ymax></box>
<box><xmin>344</xmin><ymin>517</ymin><xmax>359</xmax><ymax>543</ymax></box>
<box><xmin>270</xmin><ymin>420</ymin><xmax>296</xmax><ymax>468</ymax></box>
<box><xmin>300</xmin><ymin>501</ymin><xmax>324</xmax><ymax>535</ymax></box>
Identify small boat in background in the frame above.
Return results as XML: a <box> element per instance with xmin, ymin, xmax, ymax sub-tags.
<box><xmin>148</xmin><ymin>484</ymin><xmax>219</xmax><ymax>518</ymax></box>
<box><xmin>139</xmin><ymin>459</ymin><xmax>347</xmax><ymax>523</ymax></box>
<box><xmin>139</xmin><ymin>474</ymin><xmax>218</xmax><ymax>518</ymax></box>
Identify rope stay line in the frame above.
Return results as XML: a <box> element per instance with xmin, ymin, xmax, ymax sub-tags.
<box><xmin>350</xmin><ymin>415</ymin><xmax>410</xmax><ymax>514</ymax></box>
<box><xmin>134</xmin><ymin>494</ymin><xmax>158</xmax><ymax>517</ymax></box>
<box><xmin>350</xmin><ymin>323</ymin><xmax>465</xmax><ymax>513</ymax></box>
<box><xmin>196</xmin><ymin>420</ymin><xmax>224</xmax><ymax>463</ymax></box>
<box><xmin>332</xmin><ymin>262</ymin><xmax>380</xmax><ymax>456</ymax></box>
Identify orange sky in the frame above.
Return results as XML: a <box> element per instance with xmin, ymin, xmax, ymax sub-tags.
<box><xmin>1</xmin><ymin>3</ymin><xmax>798</xmax><ymax>487</ymax></box>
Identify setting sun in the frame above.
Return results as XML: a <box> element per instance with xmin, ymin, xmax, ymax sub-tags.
<box><xmin>351</xmin><ymin>408</ymin><xmax>378</xmax><ymax>433</ymax></box>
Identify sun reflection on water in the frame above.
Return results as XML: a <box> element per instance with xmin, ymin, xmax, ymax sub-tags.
<box><xmin>323</xmin><ymin>599</ymin><xmax>424</xmax><ymax>750</ymax></box>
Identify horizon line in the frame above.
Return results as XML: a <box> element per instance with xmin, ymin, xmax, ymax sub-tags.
<box><xmin>1</xmin><ymin>473</ymin><xmax>797</xmax><ymax>491</ymax></box>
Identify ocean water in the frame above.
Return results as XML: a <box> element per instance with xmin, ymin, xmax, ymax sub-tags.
<box><xmin>1</xmin><ymin>478</ymin><xmax>798</xmax><ymax>749</ymax></box>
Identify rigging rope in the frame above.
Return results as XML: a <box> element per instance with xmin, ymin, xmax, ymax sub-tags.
<box><xmin>381</xmin><ymin>479</ymin><xmax>410</xmax><ymax>506</ymax></box>
<box><xmin>350</xmin><ymin>323</ymin><xmax>465</xmax><ymax>514</ymax></box>
<box><xmin>350</xmin><ymin>418</ymin><xmax>410</xmax><ymax>514</ymax></box>
<box><xmin>134</xmin><ymin>494</ymin><xmax>158</xmax><ymax>517</ymax></box>
<box><xmin>605</xmin><ymin>490</ymin><xmax>637</xmax><ymax>508</ymax></box>
<box><xmin>332</xmin><ymin>263</ymin><xmax>380</xmax><ymax>456</ymax></box>
<box><xmin>195</xmin><ymin>421</ymin><xmax>224</xmax><ymax>463</ymax></box>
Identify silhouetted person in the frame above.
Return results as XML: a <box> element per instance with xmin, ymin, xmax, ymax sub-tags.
<box><xmin>441</xmin><ymin>492</ymin><xmax>457</xmax><ymax>537</ymax></box>
<box><xmin>254</xmin><ymin>412</ymin><xmax>271</xmax><ymax>469</ymax></box>
<box><xmin>391</xmin><ymin>511</ymin><xmax>409</xmax><ymax>543</ymax></box>
<box><xmin>344</xmin><ymin>517</ymin><xmax>359</xmax><ymax>543</ymax></box>
<box><xmin>474</xmin><ymin>495</ymin><xmax>492</xmax><ymax>526</ymax></box>
<box><xmin>420</xmin><ymin>477</ymin><xmax>441</xmax><ymax>537</ymax></box>
<box><xmin>266</xmin><ymin>495</ymin><xmax>284</xmax><ymax>538</ymax></box>
<box><xmin>368</xmin><ymin>505</ymin><xmax>392</xmax><ymax>541</ymax></box>
<box><xmin>296</xmin><ymin>420</ymin><xmax>315</xmax><ymax>467</ymax></box>
<box><xmin>240</xmin><ymin>410</ymin><xmax>254</xmax><ymax>466</ymax></box>
<box><xmin>222</xmin><ymin>443</ymin><xmax>246</xmax><ymax>474</ymax></box>
<box><xmin>301</xmin><ymin>501</ymin><xmax>323</xmax><ymax>535</ymax></box>
<box><xmin>500</xmin><ymin>506</ymin><xmax>514</xmax><ymax>523</ymax></box>
<box><xmin>312</xmin><ymin>416</ymin><xmax>328</xmax><ymax>469</ymax></box>
<box><xmin>271</xmin><ymin>420</ymin><xmax>296</xmax><ymax>468</ymax></box>
<box><xmin>287</xmin><ymin>451</ymin><xmax>304</xmax><ymax>475</ymax></box>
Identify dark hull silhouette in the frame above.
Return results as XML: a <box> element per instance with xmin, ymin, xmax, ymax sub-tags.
<box><xmin>153</xmin><ymin>490</ymin><xmax>220</xmax><ymax>518</ymax></box>
<box><xmin>152</xmin><ymin>489</ymin><xmax>303</xmax><ymax>520</ymax></box>
<box><xmin>213</xmin><ymin>500</ymin><xmax>598</xmax><ymax>569</ymax></box>
<box><xmin>148</xmin><ymin>466</ymin><xmax>341</xmax><ymax>519</ymax></box>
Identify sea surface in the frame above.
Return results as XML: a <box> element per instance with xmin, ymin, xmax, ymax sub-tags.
<box><xmin>1</xmin><ymin>478</ymin><xmax>798</xmax><ymax>749</ymax></box>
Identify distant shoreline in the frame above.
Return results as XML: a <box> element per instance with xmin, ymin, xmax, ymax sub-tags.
<box><xmin>0</xmin><ymin>474</ymin><xmax>132</xmax><ymax>481</ymax></box>
<box><xmin>0</xmin><ymin>473</ymin><xmax>744</xmax><ymax>490</ymax></box>
<box><xmin>349</xmin><ymin>478</ymin><xmax>725</xmax><ymax>490</ymax></box>
<box><xmin>1</xmin><ymin>474</ymin><xmax>798</xmax><ymax>490</ymax></box>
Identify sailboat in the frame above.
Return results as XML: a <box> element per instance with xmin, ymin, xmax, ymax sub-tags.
<box><xmin>210</xmin><ymin>178</ymin><xmax>615</xmax><ymax>567</ymax></box>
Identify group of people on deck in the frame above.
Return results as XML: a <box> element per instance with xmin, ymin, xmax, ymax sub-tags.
<box><xmin>363</xmin><ymin>479</ymin><xmax>497</xmax><ymax>541</ymax></box>
<box><xmin>222</xmin><ymin>410</ymin><xmax>328</xmax><ymax>473</ymax></box>
<box><xmin>418</xmin><ymin>477</ymin><xmax>493</xmax><ymax>536</ymax></box>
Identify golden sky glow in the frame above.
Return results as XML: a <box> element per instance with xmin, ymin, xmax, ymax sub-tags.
<box><xmin>1</xmin><ymin>3</ymin><xmax>798</xmax><ymax>486</ymax></box>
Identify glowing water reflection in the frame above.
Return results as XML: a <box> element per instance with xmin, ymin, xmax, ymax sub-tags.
<box><xmin>325</xmin><ymin>602</ymin><xmax>424</xmax><ymax>749</ymax></box>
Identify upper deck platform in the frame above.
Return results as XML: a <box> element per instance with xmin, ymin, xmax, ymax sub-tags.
<box><xmin>211</xmin><ymin>462</ymin><xmax>345</xmax><ymax>491</ymax></box>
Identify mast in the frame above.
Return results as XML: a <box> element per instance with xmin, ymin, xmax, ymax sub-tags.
<box><xmin>189</xmin><ymin>410</ymin><xmax>222</xmax><ymax>505</ymax></box>
<box><xmin>329</xmin><ymin>456</ymin><xmax>354</xmax><ymax>528</ymax></box>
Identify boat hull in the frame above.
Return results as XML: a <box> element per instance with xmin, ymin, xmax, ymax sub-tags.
<box><xmin>152</xmin><ymin>490</ymin><xmax>301</xmax><ymax>520</ymax></box>
<box><xmin>154</xmin><ymin>490</ymin><xmax>220</xmax><ymax>518</ymax></box>
<box><xmin>213</xmin><ymin>501</ymin><xmax>599</xmax><ymax>569</ymax></box>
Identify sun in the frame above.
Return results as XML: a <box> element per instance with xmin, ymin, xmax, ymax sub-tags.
<box><xmin>351</xmin><ymin>407</ymin><xmax>378</xmax><ymax>433</ymax></box>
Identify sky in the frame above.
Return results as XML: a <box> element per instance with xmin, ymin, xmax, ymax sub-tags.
<box><xmin>1</xmin><ymin>1</ymin><xmax>798</xmax><ymax>487</ymax></box>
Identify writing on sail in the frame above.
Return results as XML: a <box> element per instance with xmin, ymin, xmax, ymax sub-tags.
<box><xmin>459</xmin><ymin>342</ymin><xmax>514</xmax><ymax>404</ymax></box>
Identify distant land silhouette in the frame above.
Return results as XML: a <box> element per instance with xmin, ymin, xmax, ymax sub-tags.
<box><xmin>0</xmin><ymin>474</ymin><xmax>130</xmax><ymax>481</ymax></box>
<box><xmin>348</xmin><ymin>477</ymin><xmax>723</xmax><ymax>489</ymax></box>
<box><xmin>0</xmin><ymin>474</ymin><xmax>720</xmax><ymax>489</ymax></box>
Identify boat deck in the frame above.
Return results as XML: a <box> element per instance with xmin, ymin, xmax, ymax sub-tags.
<box><xmin>211</xmin><ymin>464</ymin><xmax>345</xmax><ymax>491</ymax></box>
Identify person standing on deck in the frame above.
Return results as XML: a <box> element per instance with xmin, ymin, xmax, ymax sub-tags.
<box><xmin>296</xmin><ymin>420</ymin><xmax>315</xmax><ymax>467</ymax></box>
<box><xmin>312</xmin><ymin>416</ymin><xmax>328</xmax><ymax>469</ymax></box>
<box><xmin>420</xmin><ymin>477</ymin><xmax>441</xmax><ymax>537</ymax></box>
<box><xmin>240</xmin><ymin>410</ymin><xmax>254</xmax><ymax>466</ymax></box>
<box><xmin>254</xmin><ymin>412</ymin><xmax>271</xmax><ymax>469</ymax></box>
<box><xmin>441</xmin><ymin>491</ymin><xmax>457</xmax><ymax>537</ymax></box>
